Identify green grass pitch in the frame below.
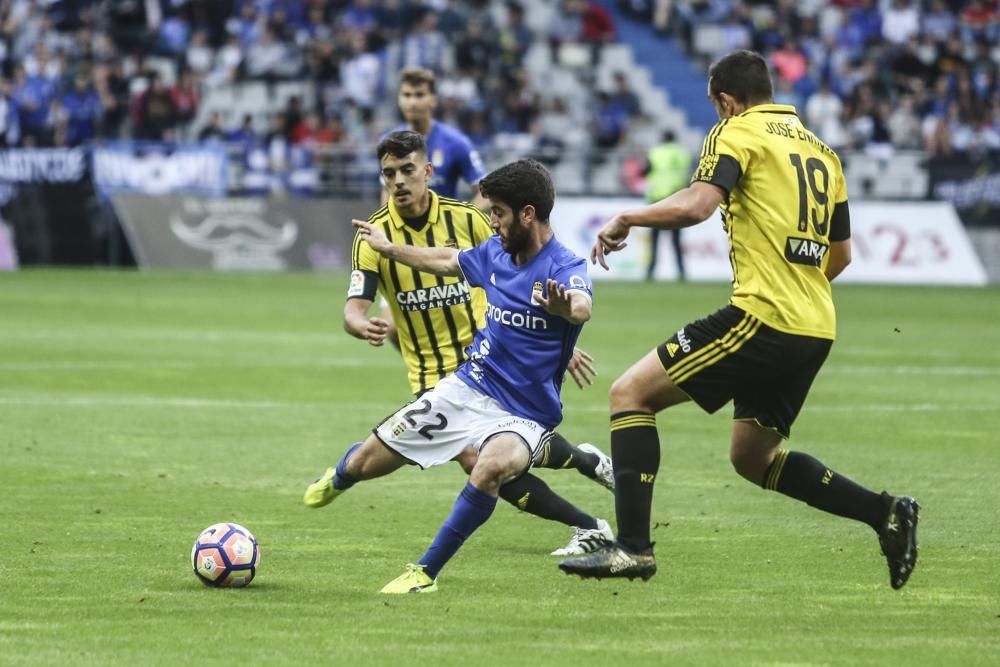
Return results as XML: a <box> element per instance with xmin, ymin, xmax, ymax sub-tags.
<box><xmin>1</xmin><ymin>270</ymin><xmax>998</xmax><ymax>666</ymax></box>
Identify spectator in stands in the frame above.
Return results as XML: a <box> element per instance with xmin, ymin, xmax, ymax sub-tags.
<box><xmin>890</xmin><ymin>38</ymin><xmax>932</xmax><ymax>94</ymax></box>
<box><xmin>532</xmin><ymin>97</ymin><xmax>571</xmax><ymax>167</ymax></box>
<box><xmin>401</xmin><ymin>8</ymin><xmax>446</xmax><ymax>72</ymax></box>
<box><xmin>225</xmin><ymin>112</ymin><xmax>258</xmax><ymax>150</ymax></box>
<box><xmin>227</xmin><ymin>2</ymin><xmax>260</xmax><ymax>51</ymax></box>
<box><xmin>676</xmin><ymin>0</ymin><xmax>729</xmax><ymax>50</ymax></box>
<box><xmin>170</xmin><ymin>68</ymin><xmax>200</xmax><ymax>131</ymax></box>
<box><xmin>888</xmin><ymin>95</ymin><xmax>922</xmax><ymax>150</ymax></box>
<box><xmin>57</xmin><ymin>70</ymin><xmax>102</xmax><ymax>146</ymax></box>
<box><xmin>340</xmin><ymin>30</ymin><xmax>381</xmax><ymax>113</ymax></box>
<box><xmin>805</xmin><ymin>79</ymin><xmax>846</xmax><ymax>149</ymax></box>
<box><xmin>197</xmin><ymin>110</ymin><xmax>225</xmax><ymax>142</ymax></box>
<box><xmin>847</xmin><ymin>0</ymin><xmax>883</xmax><ymax>48</ymax></box>
<box><xmin>719</xmin><ymin>8</ymin><xmax>753</xmax><ymax>55</ymax></box>
<box><xmin>935</xmin><ymin>35</ymin><xmax>968</xmax><ymax>78</ymax></box>
<box><xmin>436</xmin><ymin>0</ymin><xmax>469</xmax><ymax>40</ymax></box>
<box><xmin>341</xmin><ymin>0</ymin><xmax>378</xmax><ymax>33</ymax></box>
<box><xmin>267</xmin><ymin>5</ymin><xmax>295</xmax><ymax>43</ymax></box>
<box><xmin>548</xmin><ymin>0</ymin><xmax>584</xmax><ymax>64</ymax></box>
<box><xmin>497</xmin><ymin>2</ymin><xmax>533</xmax><ymax>75</ymax></box>
<box><xmin>374</xmin><ymin>0</ymin><xmax>411</xmax><ymax>44</ymax></box>
<box><xmin>210</xmin><ymin>34</ymin><xmax>244</xmax><ymax>85</ymax></box>
<box><xmin>291</xmin><ymin>111</ymin><xmax>322</xmax><ymax>146</ymax></box>
<box><xmin>454</xmin><ymin>17</ymin><xmax>496</xmax><ymax>75</ymax></box>
<box><xmin>921</xmin><ymin>0</ymin><xmax>957</xmax><ymax>42</ymax></box>
<box><xmin>882</xmin><ymin>0</ymin><xmax>920</xmax><ymax>46</ymax></box>
<box><xmin>609</xmin><ymin>71</ymin><xmax>642</xmax><ymax>119</ymax></box>
<box><xmin>581</xmin><ymin>1</ymin><xmax>616</xmax><ymax>65</ymax></box>
<box><xmin>95</xmin><ymin>59</ymin><xmax>129</xmax><ymax>139</ymax></box>
<box><xmin>944</xmin><ymin>101</ymin><xmax>975</xmax><ymax>153</ymax></box>
<box><xmin>158</xmin><ymin>10</ymin><xmax>191</xmax><ymax>57</ymax></box>
<box><xmin>307</xmin><ymin>34</ymin><xmax>340</xmax><ymax>85</ymax></box>
<box><xmin>592</xmin><ymin>90</ymin><xmax>629</xmax><ymax>151</ymax></box>
<box><xmin>970</xmin><ymin>38</ymin><xmax>998</xmax><ymax>98</ymax></box>
<box><xmin>317</xmin><ymin>113</ymin><xmax>347</xmax><ymax>148</ymax></box>
<box><xmin>185</xmin><ymin>30</ymin><xmax>215</xmax><ymax>77</ymax></box>
<box><xmin>773</xmin><ymin>76</ymin><xmax>802</xmax><ymax>109</ymax></box>
<box><xmin>772</xmin><ymin>39</ymin><xmax>808</xmax><ymax>84</ymax></box>
<box><xmin>0</xmin><ymin>78</ymin><xmax>21</xmax><ymax>147</ymax></box>
<box><xmin>971</xmin><ymin>111</ymin><xmax>1000</xmax><ymax>151</ymax></box>
<box><xmin>960</xmin><ymin>0</ymin><xmax>999</xmax><ymax>44</ymax></box>
<box><xmin>12</xmin><ymin>62</ymin><xmax>56</xmax><ymax>146</ymax></box>
<box><xmin>264</xmin><ymin>111</ymin><xmax>290</xmax><ymax>173</ymax></box>
<box><xmin>134</xmin><ymin>71</ymin><xmax>177</xmax><ymax>141</ymax></box>
<box><xmin>925</xmin><ymin>109</ymin><xmax>953</xmax><ymax>156</ymax></box>
<box><xmin>497</xmin><ymin>83</ymin><xmax>538</xmax><ymax>134</ymax></box>
<box><xmin>245</xmin><ymin>23</ymin><xmax>295</xmax><ymax>82</ymax></box>
<box><xmin>24</xmin><ymin>42</ymin><xmax>60</xmax><ymax>80</ymax></box>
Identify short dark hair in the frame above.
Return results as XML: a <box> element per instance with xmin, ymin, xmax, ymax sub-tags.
<box><xmin>376</xmin><ymin>130</ymin><xmax>427</xmax><ymax>161</ymax></box>
<box><xmin>398</xmin><ymin>67</ymin><xmax>436</xmax><ymax>93</ymax></box>
<box><xmin>708</xmin><ymin>50</ymin><xmax>773</xmax><ymax>105</ymax></box>
<box><xmin>479</xmin><ymin>159</ymin><xmax>555</xmax><ymax>223</ymax></box>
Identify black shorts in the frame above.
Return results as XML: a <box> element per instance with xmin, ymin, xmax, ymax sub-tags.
<box><xmin>656</xmin><ymin>305</ymin><xmax>832</xmax><ymax>438</ymax></box>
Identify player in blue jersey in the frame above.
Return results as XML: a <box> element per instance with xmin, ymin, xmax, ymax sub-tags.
<box><xmin>384</xmin><ymin>67</ymin><xmax>487</xmax><ymax>206</ymax></box>
<box><xmin>378</xmin><ymin>67</ymin><xmax>488</xmax><ymax>346</ymax></box>
<box><xmin>309</xmin><ymin>160</ymin><xmax>595</xmax><ymax>593</ymax></box>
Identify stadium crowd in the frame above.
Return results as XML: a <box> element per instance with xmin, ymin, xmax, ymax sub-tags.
<box><xmin>619</xmin><ymin>0</ymin><xmax>1000</xmax><ymax>156</ymax></box>
<box><xmin>0</xmin><ymin>0</ymin><xmax>636</xmax><ymax>170</ymax></box>
<box><xmin>0</xmin><ymin>0</ymin><xmax>995</xmax><ymax>188</ymax></box>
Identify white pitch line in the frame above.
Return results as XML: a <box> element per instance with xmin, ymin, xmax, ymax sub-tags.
<box><xmin>0</xmin><ymin>328</ymin><xmax>345</xmax><ymax>345</ymax></box>
<box><xmin>0</xmin><ymin>358</ymin><xmax>401</xmax><ymax>371</ymax></box>
<box><xmin>827</xmin><ymin>365</ymin><xmax>1000</xmax><ymax>377</ymax></box>
<box><xmin>837</xmin><ymin>346</ymin><xmax>1000</xmax><ymax>361</ymax></box>
<box><xmin>0</xmin><ymin>395</ymin><xmax>379</xmax><ymax>410</ymax></box>
<box><xmin>1</xmin><ymin>396</ymin><xmax>991</xmax><ymax>414</ymax></box>
<box><xmin>805</xmin><ymin>403</ymin><xmax>999</xmax><ymax>412</ymax></box>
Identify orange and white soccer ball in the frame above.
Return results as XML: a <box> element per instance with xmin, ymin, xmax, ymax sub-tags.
<box><xmin>191</xmin><ymin>523</ymin><xmax>260</xmax><ymax>587</ymax></box>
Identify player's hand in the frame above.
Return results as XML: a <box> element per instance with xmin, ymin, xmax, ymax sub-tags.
<box><xmin>535</xmin><ymin>278</ymin><xmax>573</xmax><ymax>319</ymax></box>
<box><xmin>566</xmin><ymin>347</ymin><xmax>596</xmax><ymax>389</ymax></box>
<box><xmin>591</xmin><ymin>215</ymin><xmax>630</xmax><ymax>270</ymax></box>
<box><xmin>363</xmin><ymin>316</ymin><xmax>390</xmax><ymax>347</ymax></box>
<box><xmin>352</xmin><ymin>219</ymin><xmax>392</xmax><ymax>254</ymax></box>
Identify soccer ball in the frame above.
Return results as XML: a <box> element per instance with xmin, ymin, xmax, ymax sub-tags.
<box><xmin>191</xmin><ymin>522</ymin><xmax>260</xmax><ymax>587</ymax></box>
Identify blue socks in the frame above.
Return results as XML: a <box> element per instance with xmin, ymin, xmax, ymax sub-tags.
<box><xmin>332</xmin><ymin>442</ymin><xmax>362</xmax><ymax>490</ymax></box>
<box><xmin>419</xmin><ymin>482</ymin><xmax>497</xmax><ymax>579</ymax></box>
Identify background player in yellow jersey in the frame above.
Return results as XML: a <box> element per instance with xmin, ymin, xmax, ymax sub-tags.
<box><xmin>559</xmin><ymin>51</ymin><xmax>920</xmax><ymax>588</ymax></box>
<box><xmin>329</xmin><ymin>130</ymin><xmax>616</xmax><ymax>556</ymax></box>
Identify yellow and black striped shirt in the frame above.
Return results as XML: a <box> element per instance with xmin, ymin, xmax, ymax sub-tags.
<box><xmin>352</xmin><ymin>191</ymin><xmax>493</xmax><ymax>394</ymax></box>
<box><xmin>691</xmin><ymin>104</ymin><xmax>849</xmax><ymax>340</ymax></box>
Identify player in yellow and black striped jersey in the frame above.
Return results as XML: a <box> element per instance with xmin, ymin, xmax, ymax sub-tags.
<box><xmin>338</xmin><ymin>130</ymin><xmax>618</xmax><ymax>556</ymax></box>
<box><xmin>350</xmin><ymin>191</ymin><xmax>491</xmax><ymax>395</ymax></box>
<box><xmin>559</xmin><ymin>51</ymin><xmax>919</xmax><ymax>590</ymax></box>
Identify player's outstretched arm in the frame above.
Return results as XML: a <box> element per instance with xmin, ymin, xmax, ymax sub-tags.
<box><xmin>535</xmin><ymin>278</ymin><xmax>592</xmax><ymax>325</ymax></box>
<box><xmin>352</xmin><ymin>219</ymin><xmax>461</xmax><ymax>277</ymax></box>
<box><xmin>343</xmin><ymin>298</ymin><xmax>390</xmax><ymax>347</ymax></box>
<box><xmin>591</xmin><ymin>181</ymin><xmax>724</xmax><ymax>270</ymax></box>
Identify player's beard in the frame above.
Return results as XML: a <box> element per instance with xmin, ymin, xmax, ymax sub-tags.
<box><xmin>501</xmin><ymin>219</ymin><xmax>532</xmax><ymax>256</ymax></box>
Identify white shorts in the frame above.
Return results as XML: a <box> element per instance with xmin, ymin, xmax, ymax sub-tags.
<box><xmin>374</xmin><ymin>374</ymin><xmax>551</xmax><ymax>470</ymax></box>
